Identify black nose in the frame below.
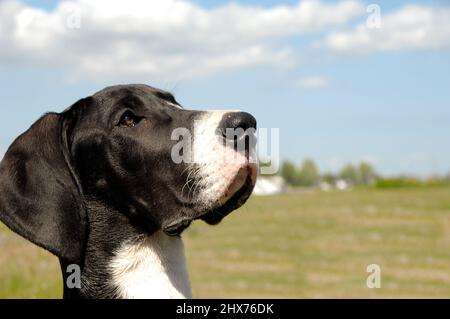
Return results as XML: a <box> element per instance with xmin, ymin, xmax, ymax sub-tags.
<box><xmin>217</xmin><ymin>112</ymin><xmax>257</xmax><ymax>151</ymax></box>
<box><xmin>219</xmin><ymin>112</ymin><xmax>257</xmax><ymax>133</ymax></box>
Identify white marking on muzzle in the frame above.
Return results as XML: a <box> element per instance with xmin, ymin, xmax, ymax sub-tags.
<box><xmin>192</xmin><ymin>111</ymin><xmax>255</xmax><ymax>206</ymax></box>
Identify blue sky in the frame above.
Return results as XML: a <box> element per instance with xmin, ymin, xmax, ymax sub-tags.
<box><xmin>1</xmin><ymin>0</ymin><xmax>449</xmax><ymax>176</ymax></box>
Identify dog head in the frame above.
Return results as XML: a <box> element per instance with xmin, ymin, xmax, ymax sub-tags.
<box><xmin>0</xmin><ymin>84</ymin><xmax>257</xmax><ymax>262</ymax></box>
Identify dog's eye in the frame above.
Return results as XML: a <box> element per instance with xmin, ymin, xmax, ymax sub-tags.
<box><xmin>118</xmin><ymin>110</ymin><xmax>144</xmax><ymax>127</ymax></box>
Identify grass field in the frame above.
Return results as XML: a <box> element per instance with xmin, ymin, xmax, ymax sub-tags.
<box><xmin>1</xmin><ymin>187</ymin><xmax>450</xmax><ymax>298</ymax></box>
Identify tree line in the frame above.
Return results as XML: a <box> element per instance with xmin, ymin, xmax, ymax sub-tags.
<box><xmin>280</xmin><ymin>159</ymin><xmax>378</xmax><ymax>187</ymax></box>
<box><xmin>279</xmin><ymin>159</ymin><xmax>450</xmax><ymax>188</ymax></box>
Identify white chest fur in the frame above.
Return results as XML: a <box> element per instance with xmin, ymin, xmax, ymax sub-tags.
<box><xmin>110</xmin><ymin>231</ymin><xmax>192</xmax><ymax>299</ymax></box>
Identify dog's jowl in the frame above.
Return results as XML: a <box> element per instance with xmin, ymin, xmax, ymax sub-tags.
<box><xmin>0</xmin><ymin>84</ymin><xmax>258</xmax><ymax>299</ymax></box>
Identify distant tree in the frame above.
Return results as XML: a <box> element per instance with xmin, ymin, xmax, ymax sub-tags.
<box><xmin>359</xmin><ymin>161</ymin><xmax>378</xmax><ymax>185</ymax></box>
<box><xmin>297</xmin><ymin>159</ymin><xmax>319</xmax><ymax>187</ymax></box>
<box><xmin>445</xmin><ymin>173</ymin><xmax>450</xmax><ymax>184</ymax></box>
<box><xmin>280</xmin><ymin>160</ymin><xmax>299</xmax><ymax>186</ymax></box>
<box><xmin>322</xmin><ymin>172</ymin><xmax>337</xmax><ymax>185</ymax></box>
<box><xmin>340</xmin><ymin>164</ymin><xmax>359</xmax><ymax>185</ymax></box>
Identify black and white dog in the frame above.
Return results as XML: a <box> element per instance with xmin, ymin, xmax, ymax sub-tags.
<box><xmin>0</xmin><ymin>84</ymin><xmax>257</xmax><ymax>298</ymax></box>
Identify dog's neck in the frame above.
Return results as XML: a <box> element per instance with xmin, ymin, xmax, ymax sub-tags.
<box><xmin>61</xmin><ymin>198</ymin><xmax>191</xmax><ymax>299</ymax></box>
<box><xmin>110</xmin><ymin>231</ymin><xmax>191</xmax><ymax>299</ymax></box>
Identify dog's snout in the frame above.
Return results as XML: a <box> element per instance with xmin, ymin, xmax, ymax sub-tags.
<box><xmin>219</xmin><ymin>112</ymin><xmax>257</xmax><ymax>138</ymax></box>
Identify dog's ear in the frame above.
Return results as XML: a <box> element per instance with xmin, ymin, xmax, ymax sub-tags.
<box><xmin>0</xmin><ymin>101</ymin><xmax>88</xmax><ymax>263</ymax></box>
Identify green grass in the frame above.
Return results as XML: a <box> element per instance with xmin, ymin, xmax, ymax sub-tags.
<box><xmin>1</xmin><ymin>188</ymin><xmax>450</xmax><ymax>298</ymax></box>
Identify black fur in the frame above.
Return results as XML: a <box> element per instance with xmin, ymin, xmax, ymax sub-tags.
<box><xmin>0</xmin><ymin>84</ymin><xmax>256</xmax><ymax>298</ymax></box>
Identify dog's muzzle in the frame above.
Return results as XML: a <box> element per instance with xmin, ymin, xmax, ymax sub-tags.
<box><xmin>163</xmin><ymin>110</ymin><xmax>258</xmax><ymax>237</ymax></box>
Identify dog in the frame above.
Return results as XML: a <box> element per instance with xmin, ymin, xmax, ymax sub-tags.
<box><xmin>0</xmin><ymin>84</ymin><xmax>257</xmax><ymax>298</ymax></box>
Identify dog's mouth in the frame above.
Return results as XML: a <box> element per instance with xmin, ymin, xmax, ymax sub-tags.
<box><xmin>201</xmin><ymin>175</ymin><xmax>254</xmax><ymax>225</ymax></box>
<box><xmin>163</xmin><ymin>166</ymin><xmax>256</xmax><ymax>237</ymax></box>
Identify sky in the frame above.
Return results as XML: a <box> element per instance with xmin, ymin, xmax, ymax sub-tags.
<box><xmin>0</xmin><ymin>0</ymin><xmax>449</xmax><ymax>176</ymax></box>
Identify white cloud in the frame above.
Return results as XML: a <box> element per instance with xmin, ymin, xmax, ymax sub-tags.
<box><xmin>297</xmin><ymin>76</ymin><xmax>329</xmax><ymax>89</ymax></box>
<box><xmin>325</xmin><ymin>5</ymin><xmax>450</xmax><ymax>55</ymax></box>
<box><xmin>0</xmin><ymin>0</ymin><xmax>363</xmax><ymax>81</ymax></box>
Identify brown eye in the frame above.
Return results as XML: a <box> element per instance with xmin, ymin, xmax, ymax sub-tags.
<box><xmin>118</xmin><ymin>110</ymin><xmax>144</xmax><ymax>127</ymax></box>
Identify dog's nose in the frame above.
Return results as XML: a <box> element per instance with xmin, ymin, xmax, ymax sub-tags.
<box><xmin>218</xmin><ymin>112</ymin><xmax>257</xmax><ymax>150</ymax></box>
<box><xmin>219</xmin><ymin>112</ymin><xmax>257</xmax><ymax>134</ymax></box>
